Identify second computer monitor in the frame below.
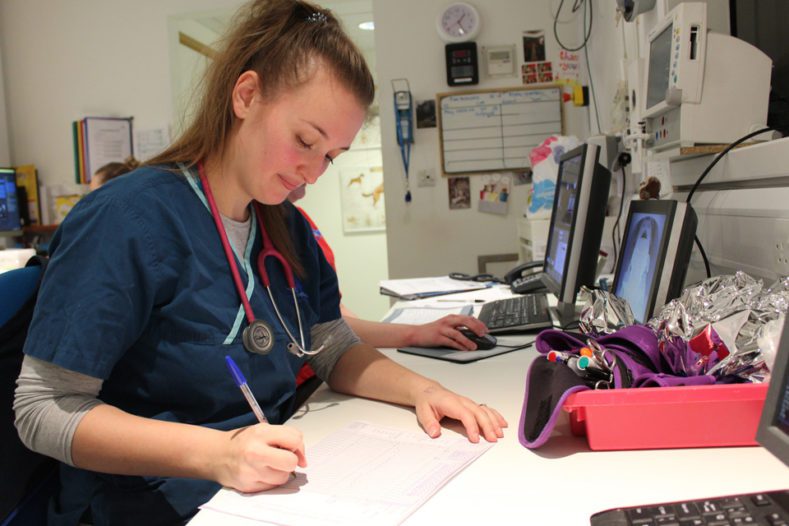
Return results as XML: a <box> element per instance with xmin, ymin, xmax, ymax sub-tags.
<box><xmin>543</xmin><ymin>143</ymin><xmax>611</xmax><ymax>309</ymax></box>
<box><xmin>612</xmin><ymin>199</ymin><xmax>697</xmax><ymax>323</ymax></box>
<box><xmin>0</xmin><ymin>168</ymin><xmax>22</xmax><ymax>236</ymax></box>
<box><xmin>757</xmin><ymin>315</ymin><xmax>789</xmax><ymax>467</ymax></box>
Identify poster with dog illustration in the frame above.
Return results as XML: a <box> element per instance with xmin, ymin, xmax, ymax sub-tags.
<box><xmin>339</xmin><ymin>166</ymin><xmax>386</xmax><ymax>233</ymax></box>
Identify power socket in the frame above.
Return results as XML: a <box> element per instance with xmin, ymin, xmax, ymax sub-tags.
<box><xmin>417</xmin><ymin>169</ymin><xmax>436</xmax><ymax>187</ymax></box>
<box><xmin>776</xmin><ymin>219</ymin><xmax>789</xmax><ymax>275</ymax></box>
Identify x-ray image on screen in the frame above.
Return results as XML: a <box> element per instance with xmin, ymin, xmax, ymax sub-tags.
<box><xmin>615</xmin><ymin>212</ymin><xmax>667</xmax><ymax>322</ymax></box>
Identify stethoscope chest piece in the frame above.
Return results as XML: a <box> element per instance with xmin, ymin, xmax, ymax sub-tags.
<box><xmin>243</xmin><ymin>320</ymin><xmax>275</xmax><ymax>355</ymax></box>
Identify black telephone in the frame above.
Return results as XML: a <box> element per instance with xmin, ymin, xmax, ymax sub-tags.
<box><xmin>504</xmin><ymin>260</ymin><xmax>547</xmax><ymax>294</ymax></box>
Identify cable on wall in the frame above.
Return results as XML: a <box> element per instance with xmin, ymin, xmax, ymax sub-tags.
<box><xmin>553</xmin><ymin>0</ymin><xmax>601</xmax><ymax>134</ymax></box>
<box><xmin>685</xmin><ymin>127</ymin><xmax>773</xmax><ymax>279</ymax></box>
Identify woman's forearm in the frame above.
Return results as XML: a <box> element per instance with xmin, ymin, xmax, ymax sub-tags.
<box><xmin>343</xmin><ymin>317</ymin><xmax>416</xmax><ymax>349</ymax></box>
<box><xmin>71</xmin><ymin>404</ymin><xmax>228</xmax><ymax>481</ymax></box>
<box><xmin>326</xmin><ymin>343</ymin><xmax>439</xmax><ymax>406</ymax></box>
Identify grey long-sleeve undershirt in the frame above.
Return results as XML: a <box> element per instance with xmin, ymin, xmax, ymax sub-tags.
<box><xmin>14</xmin><ymin>318</ymin><xmax>358</xmax><ymax>466</ymax></box>
<box><xmin>14</xmin><ymin>213</ymin><xmax>359</xmax><ymax>466</ymax></box>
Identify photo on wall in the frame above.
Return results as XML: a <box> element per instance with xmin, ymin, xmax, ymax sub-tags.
<box><xmin>416</xmin><ymin>100</ymin><xmax>437</xmax><ymax>128</ymax></box>
<box><xmin>339</xmin><ymin>166</ymin><xmax>386</xmax><ymax>233</ymax></box>
<box><xmin>448</xmin><ymin>176</ymin><xmax>471</xmax><ymax>210</ymax></box>
<box><xmin>522</xmin><ymin>29</ymin><xmax>546</xmax><ymax>62</ymax></box>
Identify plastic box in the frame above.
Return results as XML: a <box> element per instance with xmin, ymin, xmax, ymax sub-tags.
<box><xmin>563</xmin><ymin>383</ymin><xmax>768</xmax><ymax>451</ymax></box>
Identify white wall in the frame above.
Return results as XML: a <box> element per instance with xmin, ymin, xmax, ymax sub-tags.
<box><xmin>21</xmin><ymin>1</ymin><xmax>776</xmax><ymax>316</ymax></box>
<box><xmin>0</xmin><ymin>0</ymin><xmax>392</xmax><ymax>319</ymax></box>
<box><xmin>0</xmin><ymin>0</ymin><xmax>244</xmax><ymax>182</ymax></box>
<box><xmin>0</xmin><ymin>46</ymin><xmax>10</xmax><ymax>166</ymax></box>
<box><xmin>297</xmin><ymin>119</ymin><xmax>390</xmax><ymax>319</ymax></box>
<box><xmin>372</xmin><ymin>0</ymin><xmax>591</xmax><ymax>280</ymax></box>
<box><xmin>0</xmin><ymin>0</ymin><xmax>594</xmax><ymax>314</ymax></box>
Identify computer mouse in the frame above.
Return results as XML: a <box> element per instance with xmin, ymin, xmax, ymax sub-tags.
<box><xmin>457</xmin><ymin>327</ymin><xmax>498</xmax><ymax>350</ymax></box>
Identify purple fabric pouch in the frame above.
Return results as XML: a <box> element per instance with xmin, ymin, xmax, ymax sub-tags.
<box><xmin>518</xmin><ymin>325</ymin><xmax>717</xmax><ymax>448</ymax></box>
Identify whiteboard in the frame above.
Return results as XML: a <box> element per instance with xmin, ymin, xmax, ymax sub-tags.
<box><xmin>437</xmin><ymin>86</ymin><xmax>563</xmax><ymax>175</ymax></box>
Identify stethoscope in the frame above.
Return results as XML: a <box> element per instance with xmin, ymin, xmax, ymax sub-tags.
<box><xmin>198</xmin><ymin>163</ymin><xmax>325</xmax><ymax>358</ymax></box>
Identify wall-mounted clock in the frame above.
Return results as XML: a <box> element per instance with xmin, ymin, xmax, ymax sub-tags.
<box><xmin>436</xmin><ymin>2</ymin><xmax>481</xmax><ymax>43</ymax></box>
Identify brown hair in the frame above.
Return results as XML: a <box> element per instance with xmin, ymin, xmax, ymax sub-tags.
<box><xmin>94</xmin><ymin>156</ymin><xmax>140</xmax><ymax>186</ymax></box>
<box><xmin>147</xmin><ymin>0</ymin><xmax>375</xmax><ymax>276</ymax></box>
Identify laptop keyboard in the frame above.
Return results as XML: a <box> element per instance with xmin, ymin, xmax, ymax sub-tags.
<box><xmin>477</xmin><ymin>293</ymin><xmax>552</xmax><ymax>333</ymax></box>
<box><xmin>590</xmin><ymin>490</ymin><xmax>789</xmax><ymax>526</ymax></box>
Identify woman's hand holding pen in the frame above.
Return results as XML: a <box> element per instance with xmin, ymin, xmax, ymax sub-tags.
<box><xmin>413</xmin><ymin>384</ymin><xmax>507</xmax><ymax>444</ymax></box>
<box><xmin>216</xmin><ymin>424</ymin><xmax>307</xmax><ymax>493</ymax></box>
<box><xmin>406</xmin><ymin>314</ymin><xmax>489</xmax><ymax>351</ymax></box>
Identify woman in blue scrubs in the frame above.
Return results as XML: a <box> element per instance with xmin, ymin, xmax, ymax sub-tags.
<box><xmin>14</xmin><ymin>1</ymin><xmax>507</xmax><ymax>524</ymax></box>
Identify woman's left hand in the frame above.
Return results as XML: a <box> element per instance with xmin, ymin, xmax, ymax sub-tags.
<box><xmin>413</xmin><ymin>384</ymin><xmax>507</xmax><ymax>443</ymax></box>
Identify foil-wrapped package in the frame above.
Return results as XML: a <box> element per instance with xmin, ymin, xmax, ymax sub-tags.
<box><xmin>578</xmin><ymin>286</ymin><xmax>635</xmax><ymax>336</ymax></box>
<box><xmin>648</xmin><ymin>272</ymin><xmax>788</xmax><ymax>382</ymax></box>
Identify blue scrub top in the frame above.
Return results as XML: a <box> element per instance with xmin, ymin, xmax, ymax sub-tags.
<box><xmin>23</xmin><ymin>165</ymin><xmax>341</xmax><ymax>525</ymax></box>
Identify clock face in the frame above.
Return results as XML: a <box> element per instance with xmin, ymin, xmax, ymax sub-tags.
<box><xmin>436</xmin><ymin>2</ymin><xmax>481</xmax><ymax>43</ymax></box>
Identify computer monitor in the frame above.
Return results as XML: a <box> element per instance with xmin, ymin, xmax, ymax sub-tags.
<box><xmin>612</xmin><ymin>199</ymin><xmax>697</xmax><ymax>324</ymax></box>
<box><xmin>0</xmin><ymin>168</ymin><xmax>22</xmax><ymax>236</ymax></box>
<box><xmin>757</xmin><ymin>316</ymin><xmax>789</xmax><ymax>467</ymax></box>
<box><xmin>543</xmin><ymin>143</ymin><xmax>611</xmax><ymax>318</ymax></box>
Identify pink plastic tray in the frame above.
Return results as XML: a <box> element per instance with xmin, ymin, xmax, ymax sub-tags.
<box><xmin>563</xmin><ymin>383</ymin><xmax>768</xmax><ymax>451</ymax></box>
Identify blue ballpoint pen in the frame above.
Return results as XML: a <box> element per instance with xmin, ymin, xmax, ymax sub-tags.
<box><xmin>225</xmin><ymin>355</ymin><xmax>269</xmax><ymax>424</ymax></box>
<box><xmin>225</xmin><ymin>355</ymin><xmax>300</xmax><ymax>479</ymax></box>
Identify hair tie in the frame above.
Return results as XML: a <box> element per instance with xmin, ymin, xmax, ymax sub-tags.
<box><xmin>305</xmin><ymin>11</ymin><xmax>327</xmax><ymax>24</ymax></box>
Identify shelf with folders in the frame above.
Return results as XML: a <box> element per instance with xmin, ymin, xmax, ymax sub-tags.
<box><xmin>72</xmin><ymin>116</ymin><xmax>134</xmax><ymax>185</ymax></box>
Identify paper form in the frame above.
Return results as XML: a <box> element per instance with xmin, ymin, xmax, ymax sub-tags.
<box><xmin>381</xmin><ymin>305</ymin><xmax>473</xmax><ymax>325</ymax></box>
<box><xmin>379</xmin><ymin>276</ymin><xmax>488</xmax><ymax>297</ymax></box>
<box><xmin>199</xmin><ymin>421</ymin><xmax>493</xmax><ymax>525</ymax></box>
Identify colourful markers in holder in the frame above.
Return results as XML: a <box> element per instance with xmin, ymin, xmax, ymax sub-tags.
<box><xmin>578</xmin><ymin>355</ymin><xmax>606</xmax><ymax>372</ymax></box>
<box><xmin>546</xmin><ymin>348</ymin><xmax>612</xmax><ymax>388</ymax></box>
<box><xmin>547</xmin><ymin>350</ymin><xmax>573</xmax><ymax>363</ymax></box>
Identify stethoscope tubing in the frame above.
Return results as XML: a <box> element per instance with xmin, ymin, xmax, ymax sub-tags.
<box><xmin>198</xmin><ymin>163</ymin><xmax>257</xmax><ymax>325</ymax></box>
<box><xmin>197</xmin><ymin>162</ymin><xmax>320</xmax><ymax>356</ymax></box>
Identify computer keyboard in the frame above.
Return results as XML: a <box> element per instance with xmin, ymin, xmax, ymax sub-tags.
<box><xmin>590</xmin><ymin>490</ymin><xmax>789</xmax><ymax>526</ymax></box>
<box><xmin>477</xmin><ymin>293</ymin><xmax>552</xmax><ymax>333</ymax></box>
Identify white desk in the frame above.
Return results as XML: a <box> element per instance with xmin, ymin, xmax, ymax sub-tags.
<box><xmin>192</xmin><ymin>290</ymin><xmax>789</xmax><ymax>525</ymax></box>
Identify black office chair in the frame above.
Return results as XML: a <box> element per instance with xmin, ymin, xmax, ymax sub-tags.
<box><xmin>290</xmin><ymin>375</ymin><xmax>323</xmax><ymax>418</ymax></box>
<box><xmin>0</xmin><ymin>256</ymin><xmax>58</xmax><ymax>526</ymax></box>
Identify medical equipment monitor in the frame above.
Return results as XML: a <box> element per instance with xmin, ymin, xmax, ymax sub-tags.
<box><xmin>644</xmin><ymin>2</ymin><xmax>707</xmax><ymax>118</ymax></box>
<box><xmin>646</xmin><ymin>24</ymin><xmax>673</xmax><ymax>112</ymax></box>
<box><xmin>612</xmin><ymin>200</ymin><xmax>697</xmax><ymax>324</ymax></box>
<box><xmin>0</xmin><ymin>168</ymin><xmax>22</xmax><ymax>236</ymax></box>
<box><xmin>757</xmin><ymin>316</ymin><xmax>789</xmax><ymax>467</ymax></box>
<box><xmin>543</xmin><ymin>143</ymin><xmax>611</xmax><ymax>312</ymax></box>
<box><xmin>642</xmin><ymin>2</ymin><xmax>771</xmax><ymax>151</ymax></box>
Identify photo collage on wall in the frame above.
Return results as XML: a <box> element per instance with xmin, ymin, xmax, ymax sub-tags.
<box><xmin>478</xmin><ymin>175</ymin><xmax>511</xmax><ymax>215</ymax></box>
<box><xmin>522</xmin><ymin>30</ymin><xmax>553</xmax><ymax>85</ymax></box>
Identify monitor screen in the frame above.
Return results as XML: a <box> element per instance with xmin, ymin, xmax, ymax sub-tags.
<box><xmin>542</xmin><ymin>143</ymin><xmax>611</xmax><ymax>311</ymax></box>
<box><xmin>646</xmin><ymin>23</ymin><xmax>673</xmax><ymax>111</ymax></box>
<box><xmin>544</xmin><ymin>152</ymin><xmax>581</xmax><ymax>288</ymax></box>
<box><xmin>0</xmin><ymin>169</ymin><xmax>22</xmax><ymax>233</ymax></box>
<box><xmin>613</xmin><ymin>200</ymin><xmax>697</xmax><ymax>324</ymax></box>
<box><xmin>757</xmin><ymin>316</ymin><xmax>789</xmax><ymax>467</ymax></box>
<box><xmin>613</xmin><ymin>211</ymin><xmax>668</xmax><ymax>323</ymax></box>
<box><xmin>774</xmin><ymin>368</ymin><xmax>789</xmax><ymax>437</ymax></box>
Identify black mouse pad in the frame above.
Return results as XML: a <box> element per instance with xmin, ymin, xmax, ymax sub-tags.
<box><xmin>397</xmin><ymin>345</ymin><xmax>524</xmax><ymax>363</ymax></box>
